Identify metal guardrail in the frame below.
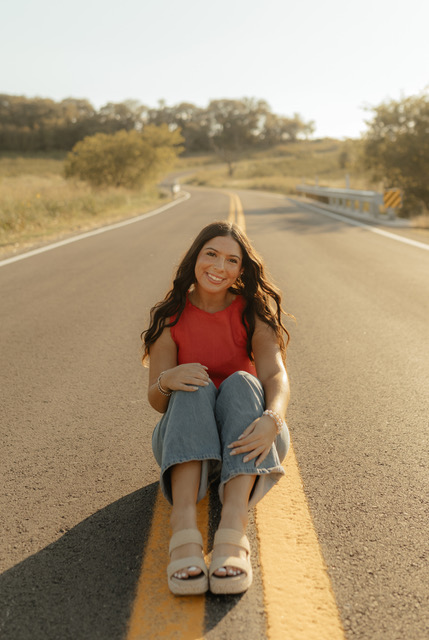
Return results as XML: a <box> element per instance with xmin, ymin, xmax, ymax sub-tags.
<box><xmin>296</xmin><ymin>184</ymin><xmax>395</xmax><ymax>220</ymax></box>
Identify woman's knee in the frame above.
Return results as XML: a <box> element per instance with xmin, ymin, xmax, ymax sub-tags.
<box><xmin>160</xmin><ymin>382</ymin><xmax>217</xmax><ymax>429</ymax></box>
<box><xmin>215</xmin><ymin>371</ymin><xmax>264</xmax><ymax>432</ymax></box>
<box><xmin>224</xmin><ymin>370</ymin><xmax>256</xmax><ymax>383</ymax></box>
<box><xmin>219</xmin><ymin>371</ymin><xmax>263</xmax><ymax>396</ymax></box>
<box><xmin>172</xmin><ymin>379</ymin><xmax>217</xmax><ymax>404</ymax></box>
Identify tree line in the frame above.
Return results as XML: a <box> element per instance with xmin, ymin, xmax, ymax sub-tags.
<box><xmin>0</xmin><ymin>95</ymin><xmax>314</xmax><ymax>156</ymax></box>
<box><xmin>2</xmin><ymin>90</ymin><xmax>428</xmax><ymax>215</ymax></box>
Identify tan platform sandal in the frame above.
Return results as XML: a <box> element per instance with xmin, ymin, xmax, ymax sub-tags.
<box><xmin>167</xmin><ymin>529</ymin><xmax>208</xmax><ymax>596</ymax></box>
<box><xmin>209</xmin><ymin>528</ymin><xmax>253</xmax><ymax>595</ymax></box>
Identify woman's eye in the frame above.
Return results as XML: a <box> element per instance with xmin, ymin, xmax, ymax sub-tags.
<box><xmin>229</xmin><ymin>259</ymin><xmax>238</xmax><ymax>264</ymax></box>
<box><xmin>207</xmin><ymin>251</ymin><xmax>216</xmax><ymax>257</ymax></box>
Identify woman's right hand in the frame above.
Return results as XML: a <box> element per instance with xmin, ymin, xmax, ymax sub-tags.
<box><xmin>160</xmin><ymin>363</ymin><xmax>210</xmax><ymax>392</ymax></box>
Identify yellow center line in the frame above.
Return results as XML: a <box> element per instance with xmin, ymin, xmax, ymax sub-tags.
<box><xmin>234</xmin><ymin>193</ymin><xmax>246</xmax><ymax>232</ymax></box>
<box><xmin>226</xmin><ymin>192</ymin><xmax>246</xmax><ymax>233</ymax></box>
<box><xmin>256</xmin><ymin>443</ymin><xmax>345</xmax><ymax>640</ymax></box>
<box><xmin>227</xmin><ymin>192</ymin><xmax>236</xmax><ymax>225</ymax></box>
<box><xmin>126</xmin><ymin>488</ymin><xmax>209</xmax><ymax>640</ymax></box>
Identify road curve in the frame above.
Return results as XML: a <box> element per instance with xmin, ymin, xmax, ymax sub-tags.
<box><xmin>1</xmin><ymin>186</ymin><xmax>428</xmax><ymax>639</ymax></box>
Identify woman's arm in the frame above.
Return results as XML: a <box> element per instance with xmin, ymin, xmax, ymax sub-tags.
<box><xmin>253</xmin><ymin>317</ymin><xmax>290</xmax><ymax>419</ymax></box>
<box><xmin>148</xmin><ymin>328</ymin><xmax>210</xmax><ymax>413</ymax></box>
<box><xmin>228</xmin><ymin>317</ymin><xmax>290</xmax><ymax>465</ymax></box>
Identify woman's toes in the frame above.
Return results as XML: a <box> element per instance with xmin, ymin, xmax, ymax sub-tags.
<box><xmin>214</xmin><ymin>565</ymin><xmax>243</xmax><ymax>577</ymax></box>
<box><xmin>173</xmin><ymin>566</ymin><xmax>202</xmax><ymax>580</ymax></box>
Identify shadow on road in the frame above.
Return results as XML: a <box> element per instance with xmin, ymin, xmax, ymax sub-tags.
<box><xmin>0</xmin><ymin>484</ymin><xmax>158</xmax><ymax>640</ymax></box>
<box><xmin>244</xmin><ymin>200</ymin><xmax>351</xmax><ymax>236</ymax></box>
<box><xmin>0</xmin><ymin>482</ymin><xmax>255</xmax><ymax>640</ymax></box>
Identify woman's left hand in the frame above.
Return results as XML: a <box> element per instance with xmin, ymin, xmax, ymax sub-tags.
<box><xmin>228</xmin><ymin>415</ymin><xmax>278</xmax><ymax>467</ymax></box>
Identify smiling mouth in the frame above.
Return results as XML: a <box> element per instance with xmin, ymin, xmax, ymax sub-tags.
<box><xmin>206</xmin><ymin>272</ymin><xmax>224</xmax><ymax>284</ymax></box>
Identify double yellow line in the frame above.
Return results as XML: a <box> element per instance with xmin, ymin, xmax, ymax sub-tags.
<box><xmin>227</xmin><ymin>192</ymin><xmax>246</xmax><ymax>232</ymax></box>
<box><xmin>126</xmin><ymin>194</ymin><xmax>345</xmax><ymax>640</ymax></box>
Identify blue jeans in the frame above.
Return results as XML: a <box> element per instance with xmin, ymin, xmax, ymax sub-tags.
<box><xmin>152</xmin><ymin>371</ymin><xmax>290</xmax><ymax>508</ymax></box>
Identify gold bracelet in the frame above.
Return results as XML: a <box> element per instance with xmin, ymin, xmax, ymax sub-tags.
<box><xmin>157</xmin><ymin>372</ymin><xmax>172</xmax><ymax>397</ymax></box>
<box><xmin>263</xmin><ymin>409</ymin><xmax>284</xmax><ymax>434</ymax></box>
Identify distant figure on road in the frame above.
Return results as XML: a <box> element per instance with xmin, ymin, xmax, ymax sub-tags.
<box><xmin>141</xmin><ymin>221</ymin><xmax>291</xmax><ymax>596</ymax></box>
<box><xmin>171</xmin><ymin>182</ymin><xmax>180</xmax><ymax>197</ymax></box>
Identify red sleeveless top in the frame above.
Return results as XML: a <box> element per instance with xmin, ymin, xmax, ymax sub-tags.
<box><xmin>170</xmin><ymin>295</ymin><xmax>257</xmax><ymax>388</ymax></box>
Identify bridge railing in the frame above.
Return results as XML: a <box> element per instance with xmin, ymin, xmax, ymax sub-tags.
<box><xmin>295</xmin><ymin>184</ymin><xmax>394</xmax><ymax>220</ymax></box>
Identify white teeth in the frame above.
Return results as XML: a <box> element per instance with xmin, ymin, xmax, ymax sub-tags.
<box><xmin>207</xmin><ymin>273</ymin><xmax>223</xmax><ymax>283</ymax></box>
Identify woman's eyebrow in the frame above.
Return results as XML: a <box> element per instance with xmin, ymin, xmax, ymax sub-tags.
<box><xmin>205</xmin><ymin>246</ymin><xmax>241</xmax><ymax>259</ymax></box>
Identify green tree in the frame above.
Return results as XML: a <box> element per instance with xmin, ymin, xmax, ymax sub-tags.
<box><xmin>363</xmin><ymin>91</ymin><xmax>429</xmax><ymax>215</ymax></box>
<box><xmin>96</xmin><ymin>100</ymin><xmax>147</xmax><ymax>134</ymax></box>
<box><xmin>0</xmin><ymin>95</ymin><xmax>100</xmax><ymax>151</ymax></box>
<box><xmin>140</xmin><ymin>123</ymin><xmax>185</xmax><ymax>178</ymax></box>
<box><xmin>205</xmin><ymin>98</ymin><xmax>267</xmax><ymax>176</ymax></box>
<box><xmin>64</xmin><ymin>125</ymin><xmax>183</xmax><ymax>188</ymax></box>
<box><xmin>147</xmin><ymin>101</ymin><xmax>211</xmax><ymax>152</ymax></box>
<box><xmin>201</xmin><ymin>99</ymin><xmax>315</xmax><ymax>173</ymax></box>
<box><xmin>260</xmin><ymin>112</ymin><xmax>315</xmax><ymax>145</ymax></box>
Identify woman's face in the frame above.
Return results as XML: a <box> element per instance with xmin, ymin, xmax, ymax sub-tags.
<box><xmin>194</xmin><ymin>235</ymin><xmax>243</xmax><ymax>294</ymax></box>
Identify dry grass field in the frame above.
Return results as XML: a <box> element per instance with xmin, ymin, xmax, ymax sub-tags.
<box><xmin>0</xmin><ymin>154</ymin><xmax>170</xmax><ymax>257</ymax></box>
<box><xmin>182</xmin><ymin>139</ymin><xmax>377</xmax><ymax>193</ymax></box>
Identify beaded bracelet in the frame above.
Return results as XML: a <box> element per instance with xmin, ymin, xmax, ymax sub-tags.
<box><xmin>263</xmin><ymin>409</ymin><xmax>285</xmax><ymax>434</ymax></box>
<box><xmin>157</xmin><ymin>372</ymin><xmax>172</xmax><ymax>397</ymax></box>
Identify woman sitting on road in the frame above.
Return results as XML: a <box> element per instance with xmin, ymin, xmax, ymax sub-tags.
<box><xmin>141</xmin><ymin>220</ymin><xmax>291</xmax><ymax>596</ymax></box>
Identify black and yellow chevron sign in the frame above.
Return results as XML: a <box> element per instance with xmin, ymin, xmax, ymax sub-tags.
<box><xmin>384</xmin><ymin>188</ymin><xmax>402</xmax><ymax>208</ymax></box>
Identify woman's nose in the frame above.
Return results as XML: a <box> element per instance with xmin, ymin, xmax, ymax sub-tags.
<box><xmin>213</xmin><ymin>256</ymin><xmax>225</xmax><ymax>271</ymax></box>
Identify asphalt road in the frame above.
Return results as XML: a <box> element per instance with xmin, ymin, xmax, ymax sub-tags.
<box><xmin>1</xmin><ymin>186</ymin><xmax>428</xmax><ymax>639</ymax></box>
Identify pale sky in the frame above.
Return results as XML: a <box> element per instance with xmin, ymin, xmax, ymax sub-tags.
<box><xmin>1</xmin><ymin>0</ymin><xmax>428</xmax><ymax>139</ymax></box>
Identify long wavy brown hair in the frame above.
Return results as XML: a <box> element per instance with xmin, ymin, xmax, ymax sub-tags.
<box><xmin>141</xmin><ymin>221</ymin><xmax>292</xmax><ymax>364</ymax></box>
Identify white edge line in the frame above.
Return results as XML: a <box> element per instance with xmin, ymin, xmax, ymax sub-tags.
<box><xmin>0</xmin><ymin>191</ymin><xmax>191</xmax><ymax>268</ymax></box>
<box><xmin>287</xmin><ymin>197</ymin><xmax>429</xmax><ymax>251</ymax></box>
